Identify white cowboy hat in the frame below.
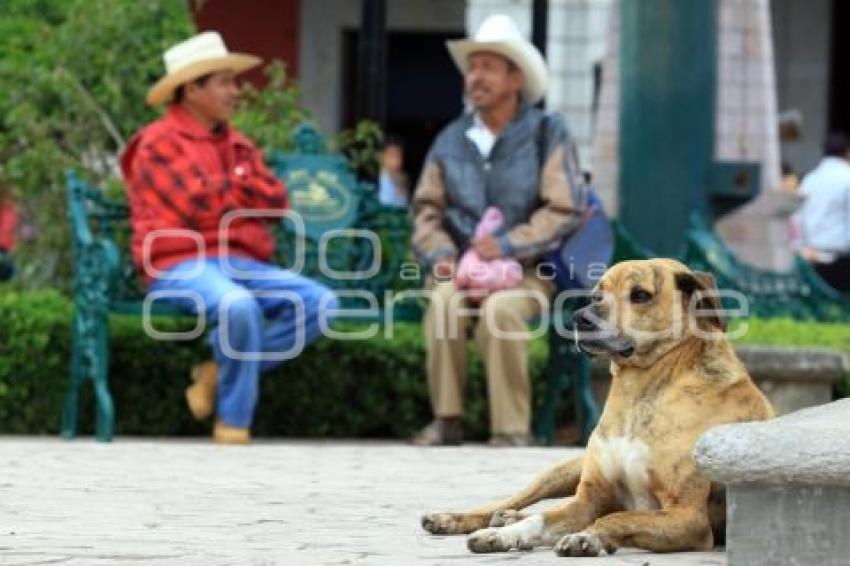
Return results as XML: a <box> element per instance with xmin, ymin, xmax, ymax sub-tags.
<box><xmin>147</xmin><ymin>31</ymin><xmax>261</xmax><ymax>106</ymax></box>
<box><xmin>447</xmin><ymin>14</ymin><xmax>549</xmax><ymax>105</ymax></box>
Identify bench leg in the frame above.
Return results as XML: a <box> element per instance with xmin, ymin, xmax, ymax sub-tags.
<box><xmin>63</xmin><ymin>308</ymin><xmax>114</xmax><ymax>442</ymax></box>
<box><xmin>536</xmin><ymin>331</ymin><xmax>602</xmax><ymax>447</ymax></box>
<box><xmin>94</xmin><ymin>382</ymin><xmax>114</xmax><ymax>442</ymax></box>
<box><xmin>93</xmin><ymin>322</ymin><xmax>114</xmax><ymax>442</ymax></box>
<box><xmin>535</xmin><ymin>331</ymin><xmax>573</xmax><ymax>446</ymax></box>
<box><xmin>62</xmin><ymin>315</ymin><xmax>85</xmax><ymax>439</ymax></box>
<box><xmin>575</xmin><ymin>354</ymin><xmax>600</xmax><ymax>444</ymax></box>
<box><xmin>61</xmin><ymin>385</ymin><xmax>80</xmax><ymax>439</ymax></box>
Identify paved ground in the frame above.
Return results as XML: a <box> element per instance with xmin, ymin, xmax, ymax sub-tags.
<box><xmin>0</xmin><ymin>438</ymin><xmax>725</xmax><ymax>565</ymax></box>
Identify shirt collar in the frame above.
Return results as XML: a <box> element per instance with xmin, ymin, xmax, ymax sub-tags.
<box><xmin>471</xmin><ymin>112</ymin><xmax>492</xmax><ymax>133</ymax></box>
<box><xmin>165</xmin><ymin>104</ymin><xmax>232</xmax><ymax>142</ymax></box>
<box><xmin>468</xmin><ymin>102</ymin><xmax>533</xmax><ymax>133</ymax></box>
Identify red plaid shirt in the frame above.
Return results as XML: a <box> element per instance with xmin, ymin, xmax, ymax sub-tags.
<box><xmin>0</xmin><ymin>203</ymin><xmax>17</xmax><ymax>252</ymax></box>
<box><xmin>121</xmin><ymin>105</ymin><xmax>287</xmax><ymax>283</ymax></box>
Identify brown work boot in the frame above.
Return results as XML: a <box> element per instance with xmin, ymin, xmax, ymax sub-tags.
<box><xmin>410</xmin><ymin>417</ymin><xmax>463</xmax><ymax>446</ymax></box>
<box><xmin>488</xmin><ymin>433</ymin><xmax>536</xmax><ymax>448</ymax></box>
<box><xmin>186</xmin><ymin>360</ymin><xmax>217</xmax><ymax>421</ymax></box>
<box><xmin>213</xmin><ymin>420</ymin><xmax>251</xmax><ymax>445</ymax></box>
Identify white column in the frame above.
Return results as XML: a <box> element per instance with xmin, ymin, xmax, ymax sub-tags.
<box><xmin>714</xmin><ymin>0</ymin><xmax>796</xmax><ymax>271</ymax></box>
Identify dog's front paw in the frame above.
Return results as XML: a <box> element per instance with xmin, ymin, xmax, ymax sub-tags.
<box><xmin>422</xmin><ymin>512</ymin><xmax>487</xmax><ymax>535</ymax></box>
<box><xmin>489</xmin><ymin>509</ymin><xmax>526</xmax><ymax>527</ymax></box>
<box><xmin>467</xmin><ymin>527</ymin><xmax>528</xmax><ymax>553</ymax></box>
<box><xmin>554</xmin><ymin>532</ymin><xmax>616</xmax><ymax>557</ymax></box>
<box><xmin>421</xmin><ymin>512</ymin><xmax>459</xmax><ymax>534</ymax></box>
<box><xmin>468</xmin><ymin>515</ymin><xmax>544</xmax><ymax>553</ymax></box>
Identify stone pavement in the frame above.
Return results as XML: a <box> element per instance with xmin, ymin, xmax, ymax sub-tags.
<box><xmin>0</xmin><ymin>438</ymin><xmax>725</xmax><ymax>565</ymax></box>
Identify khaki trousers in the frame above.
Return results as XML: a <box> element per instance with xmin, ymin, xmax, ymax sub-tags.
<box><xmin>423</xmin><ymin>273</ymin><xmax>555</xmax><ymax>435</ymax></box>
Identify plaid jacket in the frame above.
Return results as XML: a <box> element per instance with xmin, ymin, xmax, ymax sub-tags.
<box><xmin>121</xmin><ymin>105</ymin><xmax>287</xmax><ymax>283</ymax></box>
<box><xmin>0</xmin><ymin>203</ymin><xmax>17</xmax><ymax>252</ymax></box>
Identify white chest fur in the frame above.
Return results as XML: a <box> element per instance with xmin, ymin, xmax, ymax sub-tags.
<box><xmin>591</xmin><ymin>436</ymin><xmax>658</xmax><ymax>511</ymax></box>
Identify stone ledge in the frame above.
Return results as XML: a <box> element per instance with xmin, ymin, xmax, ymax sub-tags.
<box><xmin>590</xmin><ymin>345</ymin><xmax>847</xmax><ymax>415</ymax></box>
<box><xmin>591</xmin><ymin>345</ymin><xmax>848</xmax><ymax>383</ymax></box>
<box><xmin>733</xmin><ymin>345</ymin><xmax>848</xmax><ymax>382</ymax></box>
<box><xmin>694</xmin><ymin>398</ymin><xmax>850</xmax><ymax>486</ymax></box>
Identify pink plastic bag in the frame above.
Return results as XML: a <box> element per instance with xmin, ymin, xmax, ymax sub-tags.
<box><xmin>455</xmin><ymin>207</ymin><xmax>522</xmax><ymax>301</ymax></box>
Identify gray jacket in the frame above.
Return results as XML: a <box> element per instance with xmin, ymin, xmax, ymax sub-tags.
<box><xmin>412</xmin><ymin>104</ymin><xmax>583</xmax><ymax>267</ymax></box>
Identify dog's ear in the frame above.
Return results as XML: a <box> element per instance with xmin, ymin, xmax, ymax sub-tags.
<box><xmin>675</xmin><ymin>271</ymin><xmax>726</xmax><ymax>331</ymax></box>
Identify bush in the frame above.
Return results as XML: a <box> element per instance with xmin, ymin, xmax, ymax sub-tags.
<box><xmin>0</xmin><ymin>291</ymin><xmax>551</xmax><ymax>438</ymax></box>
<box><xmin>0</xmin><ymin>0</ymin><xmax>196</xmax><ymax>289</ymax></box>
<box><xmin>733</xmin><ymin>318</ymin><xmax>850</xmax><ymax>397</ymax></box>
<box><xmin>0</xmin><ymin>2</ymin><xmax>382</xmax><ymax>292</ymax></box>
<box><xmin>732</xmin><ymin>317</ymin><xmax>850</xmax><ymax>350</ymax></box>
<box><xmin>2</xmin><ymin>291</ymin><xmax>847</xmax><ymax>438</ymax></box>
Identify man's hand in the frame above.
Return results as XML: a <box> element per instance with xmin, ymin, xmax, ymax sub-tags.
<box><xmin>473</xmin><ymin>235</ymin><xmax>502</xmax><ymax>260</ymax></box>
<box><xmin>800</xmin><ymin>246</ymin><xmax>824</xmax><ymax>263</ymax></box>
<box><xmin>433</xmin><ymin>258</ymin><xmax>456</xmax><ymax>281</ymax></box>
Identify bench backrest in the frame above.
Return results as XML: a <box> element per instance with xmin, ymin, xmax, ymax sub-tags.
<box><xmin>67</xmin><ymin>122</ymin><xmax>420</xmax><ymax>319</ymax></box>
<box><xmin>613</xmin><ymin>212</ymin><xmax>850</xmax><ymax>321</ymax></box>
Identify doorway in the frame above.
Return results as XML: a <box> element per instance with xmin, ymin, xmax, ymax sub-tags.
<box><xmin>342</xmin><ymin>29</ymin><xmax>465</xmax><ymax>185</ymax></box>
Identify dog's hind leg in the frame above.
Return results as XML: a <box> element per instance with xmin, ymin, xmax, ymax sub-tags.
<box><xmin>466</xmin><ymin>488</ymin><xmax>601</xmax><ymax>553</ymax></box>
<box><xmin>422</xmin><ymin>455</ymin><xmax>583</xmax><ymax>535</ymax></box>
<box><xmin>553</xmin><ymin>478</ymin><xmax>715</xmax><ymax>557</ymax></box>
<box><xmin>553</xmin><ymin>507</ymin><xmax>714</xmax><ymax>557</ymax></box>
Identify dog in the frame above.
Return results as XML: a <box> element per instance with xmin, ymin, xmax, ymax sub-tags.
<box><xmin>421</xmin><ymin>259</ymin><xmax>774</xmax><ymax>557</ymax></box>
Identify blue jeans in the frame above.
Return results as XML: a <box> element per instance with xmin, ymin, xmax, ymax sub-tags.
<box><xmin>0</xmin><ymin>250</ymin><xmax>13</xmax><ymax>281</ymax></box>
<box><xmin>149</xmin><ymin>256</ymin><xmax>339</xmax><ymax>427</ymax></box>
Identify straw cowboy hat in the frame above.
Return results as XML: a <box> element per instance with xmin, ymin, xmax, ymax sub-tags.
<box><xmin>147</xmin><ymin>31</ymin><xmax>261</xmax><ymax>106</ymax></box>
<box><xmin>447</xmin><ymin>14</ymin><xmax>549</xmax><ymax>105</ymax></box>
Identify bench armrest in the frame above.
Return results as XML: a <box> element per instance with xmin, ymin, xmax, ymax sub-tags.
<box><xmin>67</xmin><ymin>170</ymin><xmax>95</xmax><ymax>248</ymax></box>
<box><xmin>67</xmin><ymin>171</ymin><xmax>123</xmax><ymax>302</ymax></box>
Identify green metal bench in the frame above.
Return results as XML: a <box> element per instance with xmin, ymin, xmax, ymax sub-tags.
<box><xmin>65</xmin><ymin>123</ymin><xmax>600</xmax><ymax>444</ymax></box>
<box><xmin>614</xmin><ymin>212</ymin><xmax>850</xmax><ymax>321</ymax></box>
<box><xmin>65</xmin><ymin>124</ymin><xmax>414</xmax><ymax>441</ymax></box>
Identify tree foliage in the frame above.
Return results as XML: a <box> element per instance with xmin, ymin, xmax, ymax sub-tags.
<box><xmin>0</xmin><ymin>0</ymin><xmax>195</xmax><ymax>288</ymax></box>
<box><xmin>0</xmin><ymin>0</ymin><xmax>382</xmax><ymax>291</ymax></box>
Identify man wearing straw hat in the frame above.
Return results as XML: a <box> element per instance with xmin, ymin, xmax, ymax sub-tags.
<box><xmin>411</xmin><ymin>15</ymin><xmax>584</xmax><ymax>447</ymax></box>
<box><xmin>121</xmin><ymin>32</ymin><xmax>338</xmax><ymax>444</ymax></box>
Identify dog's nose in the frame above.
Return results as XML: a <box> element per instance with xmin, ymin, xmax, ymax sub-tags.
<box><xmin>572</xmin><ymin>309</ymin><xmax>597</xmax><ymax>332</ymax></box>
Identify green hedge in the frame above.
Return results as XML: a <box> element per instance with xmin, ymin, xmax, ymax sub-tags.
<box><xmin>732</xmin><ymin>318</ymin><xmax>850</xmax><ymax>397</ymax></box>
<box><xmin>0</xmin><ymin>291</ymin><xmax>847</xmax><ymax>437</ymax></box>
<box><xmin>0</xmin><ymin>290</ymin><xmax>551</xmax><ymax>438</ymax></box>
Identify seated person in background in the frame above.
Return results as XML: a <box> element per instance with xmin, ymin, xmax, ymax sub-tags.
<box><xmin>0</xmin><ymin>184</ymin><xmax>18</xmax><ymax>281</ymax></box>
<box><xmin>377</xmin><ymin>135</ymin><xmax>410</xmax><ymax>207</ymax></box>
<box><xmin>798</xmin><ymin>132</ymin><xmax>850</xmax><ymax>294</ymax></box>
<box><xmin>121</xmin><ymin>31</ymin><xmax>338</xmax><ymax>444</ymax></box>
<box><xmin>410</xmin><ymin>15</ymin><xmax>583</xmax><ymax>447</ymax></box>
<box><xmin>781</xmin><ymin>161</ymin><xmax>800</xmax><ymax>192</ymax></box>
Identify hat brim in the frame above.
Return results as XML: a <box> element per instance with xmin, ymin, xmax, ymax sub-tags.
<box><xmin>446</xmin><ymin>39</ymin><xmax>548</xmax><ymax>105</ymax></box>
<box><xmin>147</xmin><ymin>53</ymin><xmax>262</xmax><ymax>106</ymax></box>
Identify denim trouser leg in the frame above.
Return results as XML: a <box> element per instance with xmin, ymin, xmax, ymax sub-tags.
<box><xmin>149</xmin><ymin>257</ymin><xmax>338</xmax><ymax>428</ymax></box>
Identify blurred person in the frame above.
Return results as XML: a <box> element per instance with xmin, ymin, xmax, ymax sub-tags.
<box><xmin>797</xmin><ymin>132</ymin><xmax>850</xmax><ymax>293</ymax></box>
<box><xmin>0</xmin><ymin>183</ymin><xmax>17</xmax><ymax>281</ymax></box>
<box><xmin>377</xmin><ymin>135</ymin><xmax>409</xmax><ymax>206</ymax></box>
<box><xmin>780</xmin><ymin>161</ymin><xmax>799</xmax><ymax>193</ymax></box>
<box><xmin>410</xmin><ymin>15</ymin><xmax>585</xmax><ymax>447</ymax></box>
<box><xmin>121</xmin><ymin>32</ymin><xmax>338</xmax><ymax>444</ymax></box>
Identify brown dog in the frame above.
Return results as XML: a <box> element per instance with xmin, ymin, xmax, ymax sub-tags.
<box><xmin>421</xmin><ymin>259</ymin><xmax>773</xmax><ymax>557</ymax></box>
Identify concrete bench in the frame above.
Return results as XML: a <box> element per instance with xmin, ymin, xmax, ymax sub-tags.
<box><xmin>694</xmin><ymin>397</ymin><xmax>850</xmax><ymax>566</ymax></box>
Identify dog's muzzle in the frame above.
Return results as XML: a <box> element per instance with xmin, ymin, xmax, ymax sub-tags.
<box><xmin>571</xmin><ymin>307</ymin><xmax>636</xmax><ymax>358</ymax></box>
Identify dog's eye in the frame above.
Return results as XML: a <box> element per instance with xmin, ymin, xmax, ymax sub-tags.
<box><xmin>629</xmin><ymin>288</ymin><xmax>652</xmax><ymax>304</ymax></box>
<box><xmin>591</xmin><ymin>290</ymin><xmax>604</xmax><ymax>303</ymax></box>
